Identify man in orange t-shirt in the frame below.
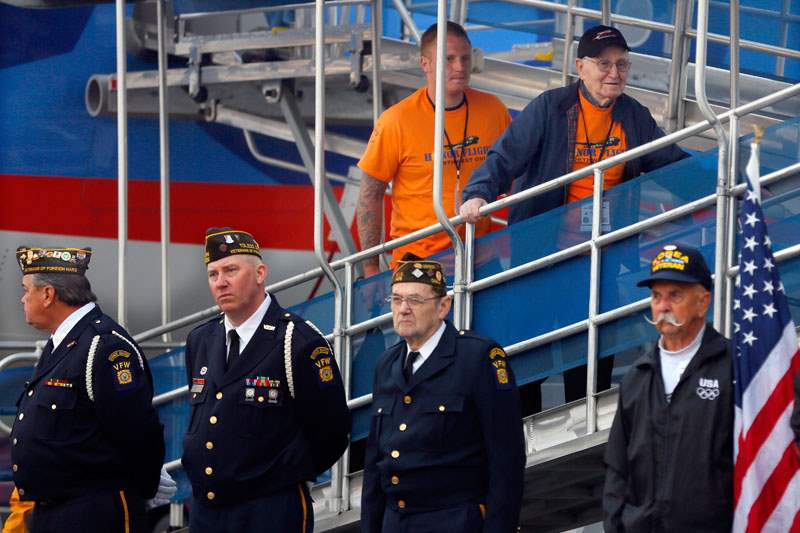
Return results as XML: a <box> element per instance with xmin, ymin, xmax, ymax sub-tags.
<box><xmin>356</xmin><ymin>21</ymin><xmax>511</xmax><ymax>275</ymax></box>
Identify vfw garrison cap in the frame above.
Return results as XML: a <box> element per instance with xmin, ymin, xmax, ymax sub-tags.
<box><xmin>637</xmin><ymin>243</ymin><xmax>712</xmax><ymax>290</ymax></box>
<box><xmin>205</xmin><ymin>227</ymin><xmax>261</xmax><ymax>264</ymax></box>
<box><xmin>577</xmin><ymin>25</ymin><xmax>630</xmax><ymax>58</ymax></box>
<box><xmin>16</xmin><ymin>247</ymin><xmax>92</xmax><ymax>275</ymax></box>
<box><xmin>391</xmin><ymin>252</ymin><xmax>447</xmax><ymax>295</ymax></box>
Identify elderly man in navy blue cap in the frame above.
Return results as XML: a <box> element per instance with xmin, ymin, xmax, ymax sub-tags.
<box><xmin>603</xmin><ymin>243</ymin><xmax>734</xmax><ymax>532</ymax></box>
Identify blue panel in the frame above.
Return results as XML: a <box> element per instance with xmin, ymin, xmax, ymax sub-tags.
<box><xmin>0</xmin><ymin>5</ymin><xmax>92</xmax><ymax>70</ymax></box>
<box><xmin>288</xmin><ymin>291</ymin><xmax>335</xmax><ymax>334</ymax></box>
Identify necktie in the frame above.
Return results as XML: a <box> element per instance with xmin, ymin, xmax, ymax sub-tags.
<box><xmin>227</xmin><ymin>330</ymin><xmax>240</xmax><ymax>371</ymax></box>
<box><xmin>40</xmin><ymin>339</ymin><xmax>53</xmax><ymax>361</ymax></box>
<box><xmin>404</xmin><ymin>351</ymin><xmax>420</xmax><ymax>381</ymax></box>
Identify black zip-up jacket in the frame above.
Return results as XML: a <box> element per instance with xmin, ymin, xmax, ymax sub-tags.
<box><xmin>603</xmin><ymin>325</ymin><xmax>733</xmax><ymax>533</ymax></box>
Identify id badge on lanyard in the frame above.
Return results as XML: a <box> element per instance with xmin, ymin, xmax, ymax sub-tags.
<box><xmin>580</xmin><ymin>200</ymin><xmax>611</xmax><ymax>232</ymax></box>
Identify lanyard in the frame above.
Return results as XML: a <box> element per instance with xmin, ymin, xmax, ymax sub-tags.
<box><xmin>578</xmin><ymin>98</ymin><xmax>614</xmax><ymax>166</ymax></box>
<box><xmin>428</xmin><ymin>93</ymin><xmax>470</xmax><ymax>210</ymax></box>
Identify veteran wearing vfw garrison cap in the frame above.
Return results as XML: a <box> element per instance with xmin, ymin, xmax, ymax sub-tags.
<box><xmin>11</xmin><ymin>246</ymin><xmax>166</xmax><ymax>533</ymax></box>
<box><xmin>603</xmin><ymin>243</ymin><xmax>733</xmax><ymax>532</ymax></box>
<box><xmin>181</xmin><ymin>228</ymin><xmax>351</xmax><ymax>532</ymax></box>
<box><xmin>361</xmin><ymin>253</ymin><xmax>526</xmax><ymax>533</ymax></box>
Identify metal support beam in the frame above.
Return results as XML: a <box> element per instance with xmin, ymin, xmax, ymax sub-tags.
<box><xmin>561</xmin><ymin>0</ymin><xmax>576</xmax><ymax>87</ymax></box>
<box><xmin>279</xmin><ymin>83</ymin><xmax>359</xmax><ymax>259</ymax></box>
<box><xmin>313</xmin><ymin>0</ymin><xmax>347</xmax><ymax>512</ymax></box>
<box><xmin>695</xmin><ymin>0</ymin><xmax>731</xmax><ymax>331</ymax></box>
<box><xmin>585</xmin><ymin>168</ymin><xmax>604</xmax><ymax>435</ymax></box>
<box><xmin>115</xmin><ymin>0</ymin><xmax>128</xmax><ymax>327</ymax></box>
<box><xmin>392</xmin><ymin>0</ymin><xmax>421</xmax><ymax>42</ymax></box>
<box><xmin>725</xmin><ymin>0</ymin><xmax>741</xmax><ymax>338</ymax></box>
<box><xmin>157</xmin><ymin>0</ymin><xmax>172</xmax><ymax>343</ymax></box>
<box><xmin>664</xmin><ymin>0</ymin><xmax>689</xmax><ymax>133</ymax></box>
<box><xmin>371</xmin><ymin>0</ymin><xmax>384</xmax><ymax>121</ymax></box>
<box><xmin>431</xmin><ymin>0</ymin><xmax>467</xmax><ymax>329</ymax></box>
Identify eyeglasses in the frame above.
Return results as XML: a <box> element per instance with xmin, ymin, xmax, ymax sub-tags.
<box><xmin>385</xmin><ymin>294</ymin><xmax>441</xmax><ymax>308</ymax></box>
<box><xmin>582</xmin><ymin>57</ymin><xmax>631</xmax><ymax>73</ymax></box>
<box><xmin>651</xmin><ymin>290</ymin><xmax>687</xmax><ymax>305</ymax></box>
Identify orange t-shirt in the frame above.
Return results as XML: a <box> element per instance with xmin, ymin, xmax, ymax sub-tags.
<box><xmin>568</xmin><ymin>91</ymin><xmax>628</xmax><ymax>203</ymax></box>
<box><xmin>358</xmin><ymin>87</ymin><xmax>511</xmax><ymax>263</ymax></box>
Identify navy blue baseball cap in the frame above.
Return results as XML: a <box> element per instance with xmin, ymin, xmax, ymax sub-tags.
<box><xmin>637</xmin><ymin>244</ymin><xmax>712</xmax><ymax>290</ymax></box>
<box><xmin>577</xmin><ymin>25</ymin><xmax>630</xmax><ymax>58</ymax></box>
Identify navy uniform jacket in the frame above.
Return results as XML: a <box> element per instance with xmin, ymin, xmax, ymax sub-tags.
<box><xmin>362</xmin><ymin>322</ymin><xmax>526</xmax><ymax>532</ymax></box>
<box><xmin>11</xmin><ymin>305</ymin><xmax>165</xmax><ymax>502</ymax></box>
<box><xmin>603</xmin><ymin>326</ymin><xmax>732</xmax><ymax>533</ymax></box>
<box><xmin>181</xmin><ymin>295</ymin><xmax>351</xmax><ymax>506</ymax></box>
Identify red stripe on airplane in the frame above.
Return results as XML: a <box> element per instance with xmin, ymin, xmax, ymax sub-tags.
<box><xmin>0</xmin><ymin>174</ymin><xmax>360</xmax><ymax>251</ymax></box>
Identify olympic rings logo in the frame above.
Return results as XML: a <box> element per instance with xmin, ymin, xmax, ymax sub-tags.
<box><xmin>696</xmin><ymin>386</ymin><xmax>720</xmax><ymax>400</ymax></box>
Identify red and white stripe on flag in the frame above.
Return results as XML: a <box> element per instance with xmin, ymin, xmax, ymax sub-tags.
<box><xmin>732</xmin><ymin>137</ymin><xmax>800</xmax><ymax>532</ymax></box>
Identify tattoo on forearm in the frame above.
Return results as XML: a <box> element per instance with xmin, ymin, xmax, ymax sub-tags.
<box><xmin>357</xmin><ymin>174</ymin><xmax>389</xmax><ymax>263</ymax></box>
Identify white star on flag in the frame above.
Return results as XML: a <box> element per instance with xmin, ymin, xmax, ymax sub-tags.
<box><xmin>744</xmin><ymin>212</ymin><xmax>759</xmax><ymax>227</ymax></box>
<box><xmin>743</xmin><ymin>260</ymin><xmax>757</xmax><ymax>275</ymax></box>
<box><xmin>762</xmin><ymin>280</ymin><xmax>774</xmax><ymax>295</ymax></box>
<box><xmin>742</xmin><ymin>307</ymin><xmax>756</xmax><ymax>322</ymax></box>
<box><xmin>761</xmin><ymin>303</ymin><xmax>777</xmax><ymax>318</ymax></box>
<box><xmin>742</xmin><ymin>331</ymin><xmax>757</xmax><ymax>346</ymax></box>
<box><xmin>743</xmin><ymin>236</ymin><xmax>758</xmax><ymax>252</ymax></box>
<box><xmin>742</xmin><ymin>284</ymin><xmax>757</xmax><ymax>299</ymax></box>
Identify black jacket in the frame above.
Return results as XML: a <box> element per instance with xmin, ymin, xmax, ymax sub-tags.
<box><xmin>603</xmin><ymin>325</ymin><xmax>733</xmax><ymax>533</ymax></box>
<box><xmin>463</xmin><ymin>81</ymin><xmax>689</xmax><ymax>224</ymax></box>
<box><xmin>11</xmin><ymin>305</ymin><xmax>165</xmax><ymax>501</ymax></box>
<box><xmin>181</xmin><ymin>295</ymin><xmax>350</xmax><ymax>506</ymax></box>
<box><xmin>362</xmin><ymin>322</ymin><xmax>526</xmax><ymax>533</ymax></box>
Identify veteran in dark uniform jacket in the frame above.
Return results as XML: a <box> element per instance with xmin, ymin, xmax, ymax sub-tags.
<box><xmin>603</xmin><ymin>244</ymin><xmax>733</xmax><ymax>533</ymax></box>
<box><xmin>362</xmin><ymin>253</ymin><xmax>526</xmax><ymax>533</ymax></box>
<box><xmin>182</xmin><ymin>228</ymin><xmax>351</xmax><ymax>532</ymax></box>
<box><xmin>11</xmin><ymin>246</ymin><xmax>165</xmax><ymax>533</ymax></box>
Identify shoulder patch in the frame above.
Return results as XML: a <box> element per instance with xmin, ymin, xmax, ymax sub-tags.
<box><xmin>310</xmin><ymin>346</ymin><xmax>331</xmax><ymax>360</ymax></box>
<box><xmin>489</xmin><ymin>347</ymin><xmax>506</xmax><ymax>360</ymax></box>
<box><xmin>489</xmin><ymin>347</ymin><xmax>512</xmax><ymax>390</ymax></box>
<box><xmin>108</xmin><ymin>349</ymin><xmax>131</xmax><ymax>362</ymax></box>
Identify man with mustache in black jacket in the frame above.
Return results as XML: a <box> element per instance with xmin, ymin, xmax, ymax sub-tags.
<box><xmin>603</xmin><ymin>243</ymin><xmax>733</xmax><ymax>532</ymax></box>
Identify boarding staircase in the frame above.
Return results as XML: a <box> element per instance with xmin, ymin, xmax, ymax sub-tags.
<box><xmin>2</xmin><ymin>0</ymin><xmax>800</xmax><ymax>531</ymax></box>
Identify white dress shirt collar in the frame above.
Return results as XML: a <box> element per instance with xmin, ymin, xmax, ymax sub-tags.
<box><xmin>224</xmin><ymin>293</ymin><xmax>272</xmax><ymax>354</ymax></box>
<box><xmin>52</xmin><ymin>302</ymin><xmax>96</xmax><ymax>351</ymax></box>
<box><xmin>405</xmin><ymin>320</ymin><xmax>447</xmax><ymax>375</ymax></box>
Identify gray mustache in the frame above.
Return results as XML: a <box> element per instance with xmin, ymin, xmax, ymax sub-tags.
<box><xmin>643</xmin><ymin>312</ymin><xmax>685</xmax><ymax>327</ymax></box>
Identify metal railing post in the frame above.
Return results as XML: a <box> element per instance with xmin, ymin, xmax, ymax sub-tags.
<box><xmin>585</xmin><ymin>168</ymin><xmax>604</xmax><ymax>435</ymax></box>
<box><xmin>431</xmin><ymin>0</ymin><xmax>467</xmax><ymax>329</ymax></box>
<box><xmin>314</xmin><ymin>0</ymin><xmax>346</xmax><ymax>512</ymax></box>
<box><xmin>561</xmin><ymin>0</ymin><xmax>576</xmax><ymax>88</ymax></box>
<box><xmin>665</xmin><ymin>0</ymin><xmax>689</xmax><ymax>133</ymax></box>
<box><xmin>600</xmin><ymin>0</ymin><xmax>610</xmax><ymax>25</ymax></box>
<box><xmin>340</xmin><ymin>261</ymin><xmax>355</xmax><ymax>511</ymax></box>
<box><xmin>463</xmin><ymin>222</ymin><xmax>475</xmax><ymax>330</ymax></box>
<box><xmin>371</xmin><ymin>0</ymin><xmax>384</xmax><ymax>122</ymax></box>
<box><xmin>392</xmin><ymin>0</ymin><xmax>421</xmax><ymax>42</ymax></box>
<box><xmin>115</xmin><ymin>0</ymin><xmax>129</xmax><ymax>327</ymax></box>
<box><xmin>695</xmin><ymin>0</ymin><xmax>731</xmax><ymax>331</ymax></box>
<box><xmin>157</xmin><ymin>0</ymin><xmax>172</xmax><ymax>343</ymax></box>
<box><xmin>725</xmin><ymin>0</ymin><xmax>741</xmax><ymax>338</ymax></box>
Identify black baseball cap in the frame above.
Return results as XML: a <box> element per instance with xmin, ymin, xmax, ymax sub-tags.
<box><xmin>637</xmin><ymin>244</ymin><xmax>712</xmax><ymax>290</ymax></box>
<box><xmin>577</xmin><ymin>25</ymin><xmax>630</xmax><ymax>58</ymax></box>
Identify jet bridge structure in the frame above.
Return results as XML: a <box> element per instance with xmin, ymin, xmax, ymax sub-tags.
<box><xmin>1</xmin><ymin>0</ymin><xmax>800</xmax><ymax>531</ymax></box>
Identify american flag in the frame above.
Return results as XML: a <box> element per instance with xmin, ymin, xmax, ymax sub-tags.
<box><xmin>732</xmin><ymin>136</ymin><xmax>800</xmax><ymax>532</ymax></box>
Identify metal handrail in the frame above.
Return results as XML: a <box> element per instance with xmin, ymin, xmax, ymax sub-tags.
<box><xmin>128</xmin><ymin>82</ymin><xmax>800</xmax><ymax>347</ymax></box>
<box><xmin>696</xmin><ymin>0</ymin><xmax>731</xmax><ymax>331</ymax></box>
